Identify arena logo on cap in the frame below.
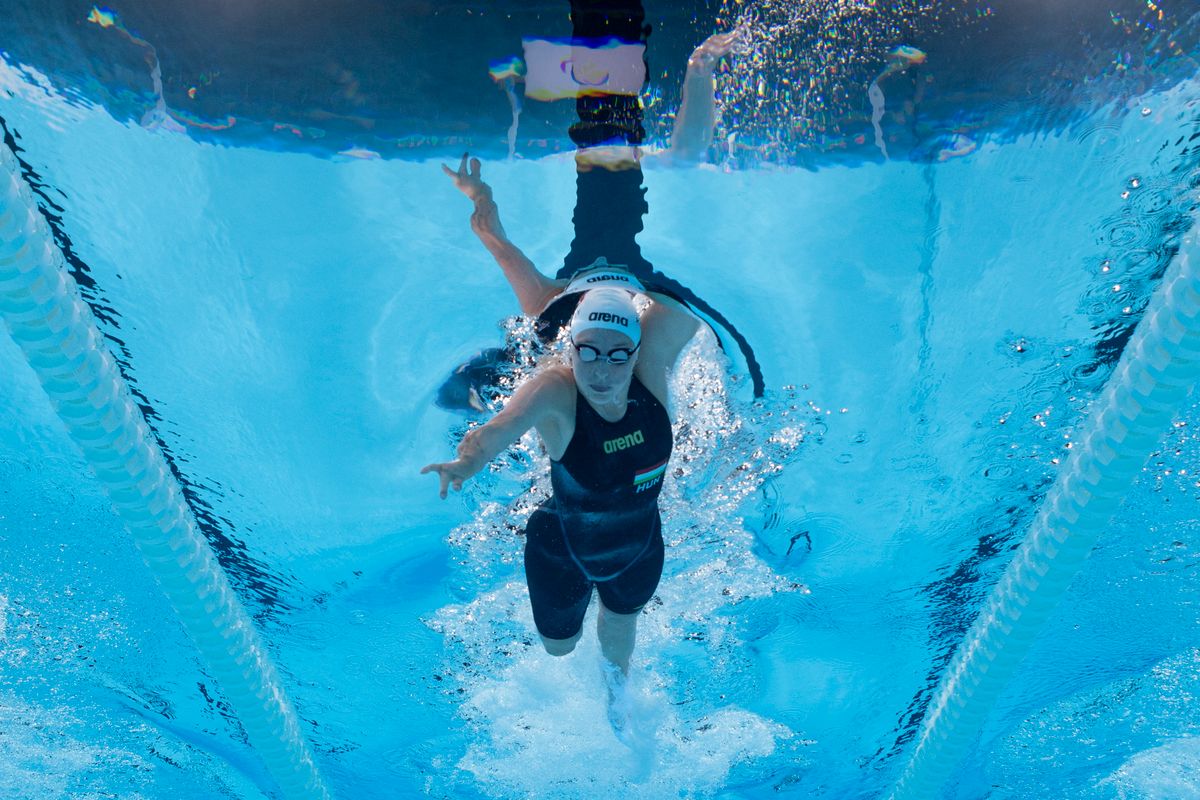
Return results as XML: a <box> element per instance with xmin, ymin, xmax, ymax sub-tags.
<box><xmin>589</xmin><ymin>311</ymin><xmax>629</xmax><ymax>326</ymax></box>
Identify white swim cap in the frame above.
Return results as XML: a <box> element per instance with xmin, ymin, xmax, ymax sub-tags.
<box><xmin>570</xmin><ymin>287</ymin><xmax>641</xmax><ymax>344</ymax></box>
<box><xmin>564</xmin><ymin>257</ymin><xmax>646</xmax><ymax>296</ymax></box>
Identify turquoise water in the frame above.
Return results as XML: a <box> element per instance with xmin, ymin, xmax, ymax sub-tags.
<box><xmin>3</xmin><ymin>3</ymin><xmax>1200</xmax><ymax>799</ymax></box>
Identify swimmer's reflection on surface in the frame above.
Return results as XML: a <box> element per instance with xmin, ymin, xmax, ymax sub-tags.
<box><xmin>425</xmin><ymin>2</ymin><xmax>757</xmax><ymax>740</ymax></box>
<box><xmin>435</xmin><ymin>25</ymin><xmax>763</xmax><ymax>413</ymax></box>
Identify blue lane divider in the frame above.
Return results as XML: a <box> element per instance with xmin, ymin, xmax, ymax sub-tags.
<box><xmin>888</xmin><ymin>226</ymin><xmax>1200</xmax><ymax>800</ymax></box>
<box><xmin>0</xmin><ymin>142</ymin><xmax>333</xmax><ymax>800</ymax></box>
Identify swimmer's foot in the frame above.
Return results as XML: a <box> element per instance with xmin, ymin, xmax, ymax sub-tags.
<box><xmin>601</xmin><ymin>660</ymin><xmax>633</xmax><ymax>745</ymax></box>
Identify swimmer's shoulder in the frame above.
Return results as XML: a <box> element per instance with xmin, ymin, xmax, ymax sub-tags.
<box><xmin>529</xmin><ymin>364</ymin><xmax>575</xmax><ymax>396</ymax></box>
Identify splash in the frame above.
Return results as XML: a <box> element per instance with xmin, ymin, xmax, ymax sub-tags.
<box><xmin>712</xmin><ymin>0</ymin><xmax>971</xmax><ymax>161</ymax></box>
<box><xmin>426</xmin><ymin>327</ymin><xmax>813</xmax><ymax>797</ymax></box>
<box><xmin>444</xmin><ymin>606</ymin><xmax>791</xmax><ymax>800</ymax></box>
<box><xmin>0</xmin><ymin>695</ymin><xmax>147</xmax><ymax>799</ymax></box>
<box><xmin>984</xmin><ymin>648</ymin><xmax>1200</xmax><ymax>797</ymax></box>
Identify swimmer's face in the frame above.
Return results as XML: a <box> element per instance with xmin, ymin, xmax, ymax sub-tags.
<box><xmin>570</xmin><ymin>328</ymin><xmax>638</xmax><ymax>404</ymax></box>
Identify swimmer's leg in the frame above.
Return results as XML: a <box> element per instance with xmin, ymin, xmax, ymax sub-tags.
<box><xmin>597</xmin><ymin>601</ymin><xmax>642</xmax><ymax>743</ymax></box>
<box><xmin>524</xmin><ymin>508</ymin><xmax>593</xmax><ymax>653</ymax></box>
<box><xmin>540</xmin><ymin>629</ymin><xmax>584</xmax><ymax>657</ymax></box>
<box><xmin>597</xmin><ymin>601</ymin><xmax>639</xmax><ymax>674</ymax></box>
<box><xmin>594</xmin><ymin>516</ymin><xmax>664</xmax><ymax>674</ymax></box>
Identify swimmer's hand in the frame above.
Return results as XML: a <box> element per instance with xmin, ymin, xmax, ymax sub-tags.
<box><xmin>420</xmin><ymin>459</ymin><xmax>473</xmax><ymax>499</ymax></box>
<box><xmin>423</xmin><ymin>427</ymin><xmax>492</xmax><ymax>498</ymax></box>
<box><xmin>442</xmin><ymin>153</ymin><xmax>492</xmax><ymax>204</ymax></box>
<box><xmin>687</xmin><ymin>27</ymin><xmax>746</xmax><ymax>75</ymax></box>
<box><xmin>442</xmin><ymin>153</ymin><xmax>503</xmax><ymax>239</ymax></box>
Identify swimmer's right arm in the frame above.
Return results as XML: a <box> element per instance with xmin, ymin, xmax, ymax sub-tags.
<box><xmin>442</xmin><ymin>154</ymin><xmax>562</xmax><ymax>316</ymax></box>
<box><xmin>421</xmin><ymin>369</ymin><xmax>571</xmax><ymax>499</ymax></box>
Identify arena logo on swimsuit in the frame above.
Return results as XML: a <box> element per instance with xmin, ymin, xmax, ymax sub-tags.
<box><xmin>603</xmin><ymin>429</ymin><xmax>644</xmax><ymax>454</ymax></box>
<box><xmin>587</xmin><ymin>273</ymin><xmax>629</xmax><ymax>284</ymax></box>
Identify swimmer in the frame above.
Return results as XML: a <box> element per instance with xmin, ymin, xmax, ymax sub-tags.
<box><xmin>423</xmin><ymin>284</ymin><xmax>700</xmax><ymax>728</ymax></box>
<box><xmin>429</xmin><ymin>9</ymin><xmax>741</xmax><ymax>737</ymax></box>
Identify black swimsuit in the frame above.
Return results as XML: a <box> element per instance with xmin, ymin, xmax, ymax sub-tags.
<box><xmin>523</xmin><ymin>376</ymin><xmax>672</xmax><ymax>639</ymax></box>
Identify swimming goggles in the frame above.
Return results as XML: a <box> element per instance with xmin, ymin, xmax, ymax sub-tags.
<box><xmin>572</xmin><ymin>340</ymin><xmax>640</xmax><ymax>365</ymax></box>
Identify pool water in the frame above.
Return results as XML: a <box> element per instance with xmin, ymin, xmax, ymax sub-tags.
<box><xmin>2</xmin><ymin>2</ymin><xmax>1200</xmax><ymax>798</ymax></box>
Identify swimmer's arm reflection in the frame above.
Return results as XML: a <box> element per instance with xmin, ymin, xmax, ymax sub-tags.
<box><xmin>442</xmin><ymin>154</ymin><xmax>560</xmax><ymax>315</ymax></box>
<box><xmin>421</xmin><ymin>368</ymin><xmax>573</xmax><ymax>499</ymax></box>
<box><xmin>664</xmin><ymin>28</ymin><xmax>745</xmax><ymax>164</ymax></box>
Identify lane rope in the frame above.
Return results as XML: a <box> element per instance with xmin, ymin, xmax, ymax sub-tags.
<box><xmin>888</xmin><ymin>224</ymin><xmax>1200</xmax><ymax>800</ymax></box>
<box><xmin>0</xmin><ymin>141</ymin><xmax>333</xmax><ymax>800</ymax></box>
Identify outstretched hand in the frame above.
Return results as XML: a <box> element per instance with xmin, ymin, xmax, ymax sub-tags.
<box><xmin>442</xmin><ymin>152</ymin><xmax>502</xmax><ymax>238</ymax></box>
<box><xmin>442</xmin><ymin>153</ymin><xmax>492</xmax><ymax>204</ymax></box>
<box><xmin>688</xmin><ymin>27</ymin><xmax>747</xmax><ymax>73</ymax></box>
<box><xmin>420</xmin><ymin>459</ymin><xmax>472</xmax><ymax>499</ymax></box>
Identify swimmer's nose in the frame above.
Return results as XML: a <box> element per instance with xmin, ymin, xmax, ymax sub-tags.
<box><xmin>590</xmin><ymin>359</ymin><xmax>623</xmax><ymax>371</ymax></box>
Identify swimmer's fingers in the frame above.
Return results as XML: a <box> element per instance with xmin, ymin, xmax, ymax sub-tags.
<box><xmin>420</xmin><ymin>462</ymin><xmax>454</xmax><ymax>499</ymax></box>
<box><xmin>705</xmin><ymin>31</ymin><xmax>737</xmax><ymax>55</ymax></box>
<box><xmin>442</xmin><ymin>154</ymin><xmax>491</xmax><ymax>202</ymax></box>
<box><xmin>442</xmin><ymin>153</ymin><xmax>470</xmax><ymax>183</ymax></box>
<box><xmin>420</xmin><ymin>462</ymin><xmax>471</xmax><ymax>499</ymax></box>
<box><xmin>689</xmin><ymin>33</ymin><xmax>737</xmax><ymax>72</ymax></box>
<box><xmin>694</xmin><ymin>27</ymin><xmax>748</xmax><ymax>64</ymax></box>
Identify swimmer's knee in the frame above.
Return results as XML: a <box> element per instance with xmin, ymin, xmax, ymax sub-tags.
<box><xmin>540</xmin><ymin>631</ymin><xmax>581</xmax><ymax>657</ymax></box>
<box><xmin>598</xmin><ymin>600</ymin><xmax>642</xmax><ymax>624</ymax></box>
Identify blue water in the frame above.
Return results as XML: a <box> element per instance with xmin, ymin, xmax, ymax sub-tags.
<box><xmin>3</xmin><ymin>3</ymin><xmax>1200</xmax><ymax>799</ymax></box>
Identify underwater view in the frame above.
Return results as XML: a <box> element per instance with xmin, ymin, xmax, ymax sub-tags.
<box><xmin>2</xmin><ymin>1</ymin><xmax>1200</xmax><ymax>798</ymax></box>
